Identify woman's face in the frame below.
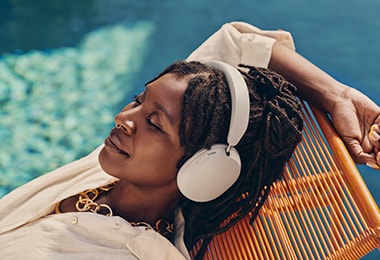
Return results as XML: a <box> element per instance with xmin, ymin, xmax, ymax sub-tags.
<box><xmin>99</xmin><ymin>73</ymin><xmax>187</xmax><ymax>190</ymax></box>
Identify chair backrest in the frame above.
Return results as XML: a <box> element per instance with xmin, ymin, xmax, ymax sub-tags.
<box><xmin>190</xmin><ymin>101</ymin><xmax>380</xmax><ymax>259</ymax></box>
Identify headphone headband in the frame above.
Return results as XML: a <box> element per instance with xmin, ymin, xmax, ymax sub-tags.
<box><xmin>205</xmin><ymin>61</ymin><xmax>250</xmax><ymax>147</ymax></box>
<box><xmin>176</xmin><ymin>60</ymin><xmax>250</xmax><ymax>202</ymax></box>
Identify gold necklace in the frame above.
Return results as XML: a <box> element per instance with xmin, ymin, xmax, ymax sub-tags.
<box><xmin>130</xmin><ymin>219</ymin><xmax>174</xmax><ymax>236</ymax></box>
<box><xmin>54</xmin><ymin>182</ymin><xmax>173</xmax><ymax>236</ymax></box>
<box><xmin>76</xmin><ymin>182</ymin><xmax>116</xmax><ymax>216</ymax></box>
<box><xmin>54</xmin><ymin>182</ymin><xmax>116</xmax><ymax>216</ymax></box>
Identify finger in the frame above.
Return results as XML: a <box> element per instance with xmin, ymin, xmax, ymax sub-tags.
<box><xmin>369</xmin><ymin>124</ymin><xmax>380</xmax><ymax>153</ymax></box>
<box><xmin>357</xmin><ymin>152</ymin><xmax>377</xmax><ymax>165</ymax></box>
<box><xmin>374</xmin><ymin>114</ymin><xmax>380</xmax><ymax>125</ymax></box>
<box><xmin>369</xmin><ymin>129</ymin><xmax>380</xmax><ymax>142</ymax></box>
<box><xmin>364</xmin><ymin>152</ymin><xmax>380</xmax><ymax>170</ymax></box>
<box><xmin>370</xmin><ymin>123</ymin><xmax>380</xmax><ymax>131</ymax></box>
<box><xmin>348</xmin><ymin>141</ymin><xmax>373</xmax><ymax>164</ymax></box>
<box><xmin>366</xmin><ymin>161</ymin><xmax>380</xmax><ymax>170</ymax></box>
<box><xmin>370</xmin><ymin>124</ymin><xmax>380</xmax><ymax>134</ymax></box>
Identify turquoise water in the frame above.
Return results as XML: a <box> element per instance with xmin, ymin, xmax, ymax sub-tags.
<box><xmin>0</xmin><ymin>21</ymin><xmax>154</xmax><ymax>194</ymax></box>
<box><xmin>1</xmin><ymin>1</ymin><xmax>379</xmax><ymax>259</ymax></box>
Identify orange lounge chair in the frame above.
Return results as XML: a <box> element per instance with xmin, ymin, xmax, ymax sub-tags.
<box><xmin>191</xmin><ymin>102</ymin><xmax>380</xmax><ymax>259</ymax></box>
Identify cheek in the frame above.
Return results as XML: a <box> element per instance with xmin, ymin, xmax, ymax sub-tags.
<box><xmin>135</xmin><ymin>141</ymin><xmax>184</xmax><ymax>181</ymax></box>
<box><xmin>137</xmin><ymin>142</ymin><xmax>183</xmax><ymax>171</ymax></box>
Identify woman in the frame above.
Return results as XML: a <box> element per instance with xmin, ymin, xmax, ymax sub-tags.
<box><xmin>0</xmin><ymin>60</ymin><xmax>303</xmax><ymax>259</ymax></box>
<box><xmin>0</xmin><ymin>22</ymin><xmax>379</xmax><ymax>260</ymax></box>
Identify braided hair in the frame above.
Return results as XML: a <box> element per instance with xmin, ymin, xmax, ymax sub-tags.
<box><xmin>153</xmin><ymin>61</ymin><xmax>303</xmax><ymax>259</ymax></box>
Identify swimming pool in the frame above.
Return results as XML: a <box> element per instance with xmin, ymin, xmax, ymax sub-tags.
<box><xmin>1</xmin><ymin>1</ymin><xmax>379</xmax><ymax>258</ymax></box>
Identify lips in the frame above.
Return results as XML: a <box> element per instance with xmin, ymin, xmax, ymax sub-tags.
<box><xmin>104</xmin><ymin>129</ymin><xmax>130</xmax><ymax>156</ymax></box>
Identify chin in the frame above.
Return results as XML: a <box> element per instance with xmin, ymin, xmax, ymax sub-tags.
<box><xmin>98</xmin><ymin>149</ymin><xmax>114</xmax><ymax>175</ymax></box>
<box><xmin>98</xmin><ymin>149</ymin><xmax>126</xmax><ymax>179</ymax></box>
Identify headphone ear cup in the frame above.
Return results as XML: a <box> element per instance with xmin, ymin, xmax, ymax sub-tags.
<box><xmin>177</xmin><ymin>144</ymin><xmax>241</xmax><ymax>202</ymax></box>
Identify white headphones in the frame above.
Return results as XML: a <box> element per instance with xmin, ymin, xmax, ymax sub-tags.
<box><xmin>176</xmin><ymin>60</ymin><xmax>250</xmax><ymax>202</ymax></box>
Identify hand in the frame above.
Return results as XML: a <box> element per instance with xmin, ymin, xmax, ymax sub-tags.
<box><xmin>369</xmin><ymin>123</ymin><xmax>380</xmax><ymax>167</ymax></box>
<box><xmin>328</xmin><ymin>85</ymin><xmax>380</xmax><ymax>169</ymax></box>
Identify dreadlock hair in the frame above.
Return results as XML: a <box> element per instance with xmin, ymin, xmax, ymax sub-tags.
<box><xmin>153</xmin><ymin>60</ymin><xmax>303</xmax><ymax>259</ymax></box>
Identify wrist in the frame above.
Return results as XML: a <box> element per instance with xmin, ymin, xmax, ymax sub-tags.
<box><xmin>317</xmin><ymin>82</ymin><xmax>350</xmax><ymax>112</ymax></box>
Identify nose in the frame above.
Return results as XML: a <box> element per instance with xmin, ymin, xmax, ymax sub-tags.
<box><xmin>115</xmin><ymin>112</ymin><xmax>136</xmax><ymax>136</ymax></box>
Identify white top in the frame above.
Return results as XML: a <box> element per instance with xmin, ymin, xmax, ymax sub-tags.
<box><xmin>0</xmin><ymin>21</ymin><xmax>294</xmax><ymax>259</ymax></box>
<box><xmin>0</xmin><ymin>212</ymin><xmax>186</xmax><ymax>259</ymax></box>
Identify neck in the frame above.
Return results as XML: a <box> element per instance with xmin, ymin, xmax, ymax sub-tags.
<box><xmin>104</xmin><ymin>180</ymin><xmax>180</xmax><ymax>226</ymax></box>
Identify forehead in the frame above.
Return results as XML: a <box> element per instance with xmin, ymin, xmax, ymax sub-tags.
<box><xmin>147</xmin><ymin>73</ymin><xmax>187</xmax><ymax>99</ymax></box>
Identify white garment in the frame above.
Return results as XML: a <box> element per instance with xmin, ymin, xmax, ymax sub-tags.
<box><xmin>186</xmin><ymin>21</ymin><xmax>295</xmax><ymax>66</ymax></box>
<box><xmin>0</xmin><ymin>21</ymin><xmax>294</xmax><ymax>259</ymax></box>
<box><xmin>0</xmin><ymin>212</ymin><xmax>185</xmax><ymax>260</ymax></box>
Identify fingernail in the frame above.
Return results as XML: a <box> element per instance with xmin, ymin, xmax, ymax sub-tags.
<box><xmin>369</xmin><ymin>130</ymin><xmax>380</xmax><ymax>142</ymax></box>
<box><xmin>366</xmin><ymin>162</ymin><xmax>380</xmax><ymax>170</ymax></box>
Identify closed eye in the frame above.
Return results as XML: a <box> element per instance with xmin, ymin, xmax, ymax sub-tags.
<box><xmin>146</xmin><ymin>114</ymin><xmax>163</xmax><ymax>132</ymax></box>
<box><xmin>132</xmin><ymin>91</ymin><xmax>165</xmax><ymax>134</ymax></box>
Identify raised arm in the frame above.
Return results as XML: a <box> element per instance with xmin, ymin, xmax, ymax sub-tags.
<box><xmin>187</xmin><ymin>21</ymin><xmax>380</xmax><ymax>168</ymax></box>
<box><xmin>268</xmin><ymin>42</ymin><xmax>380</xmax><ymax>168</ymax></box>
